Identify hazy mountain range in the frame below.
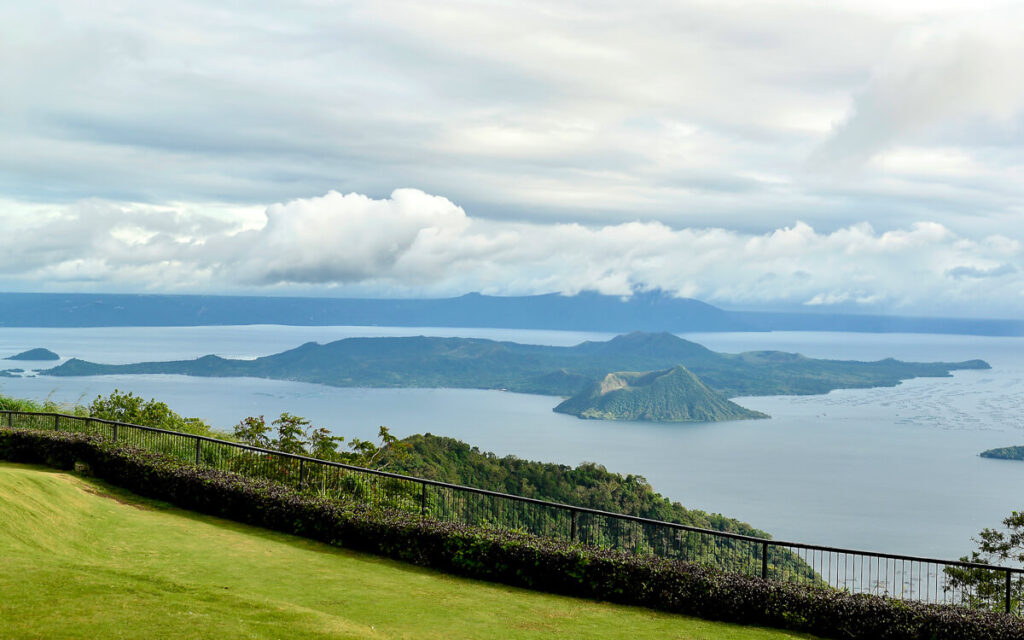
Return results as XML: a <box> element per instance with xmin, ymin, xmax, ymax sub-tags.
<box><xmin>0</xmin><ymin>291</ymin><xmax>1021</xmax><ymax>336</ymax></box>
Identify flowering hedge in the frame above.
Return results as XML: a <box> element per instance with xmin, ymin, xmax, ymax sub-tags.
<box><xmin>3</xmin><ymin>427</ymin><xmax>1023</xmax><ymax>640</ymax></box>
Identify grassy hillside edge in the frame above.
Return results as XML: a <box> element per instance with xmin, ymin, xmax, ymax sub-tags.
<box><xmin>0</xmin><ymin>462</ymin><xmax>815</xmax><ymax>640</ymax></box>
<box><xmin>1</xmin><ymin>427</ymin><xmax>1021</xmax><ymax>640</ymax></box>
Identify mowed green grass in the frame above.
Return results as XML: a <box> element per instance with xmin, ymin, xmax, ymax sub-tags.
<box><xmin>0</xmin><ymin>463</ymin><xmax>819</xmax><ymax>640</ymax></box>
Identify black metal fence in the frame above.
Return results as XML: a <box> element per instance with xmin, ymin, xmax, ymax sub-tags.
<box><xmin>4</xmin><ymin>409</ymin><xmax>1023</xmax><ymax>614</ymax></box>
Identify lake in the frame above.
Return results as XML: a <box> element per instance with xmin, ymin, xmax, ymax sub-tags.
<box><xmin>1</xmin><ymin>325</ymin><xmax>1022</xmax><ymax>560</ymax></box>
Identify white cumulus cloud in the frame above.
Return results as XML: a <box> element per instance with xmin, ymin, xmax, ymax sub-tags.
<box><xmin>2</xmin><ymin>189</ymin><xmax>1020</xmax><ymax>317</ymax></box>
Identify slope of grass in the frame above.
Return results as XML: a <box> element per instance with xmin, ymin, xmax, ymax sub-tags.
<box><xmin>0</xmin><ymin>462</ymin><xmax>817</xmax><ymax>640</ymax></box>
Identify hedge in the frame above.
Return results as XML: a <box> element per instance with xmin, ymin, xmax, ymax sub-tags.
<box><xmin>2</xmin><ymin>427</ymin><xmax>1023</xmax><ymax>640</ymax></box>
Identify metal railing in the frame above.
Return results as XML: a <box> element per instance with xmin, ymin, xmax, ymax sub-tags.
<box><xmin>4</xmin><ymin>409</ymin><xmax>1022</xmax><ymax>614</ymax></box>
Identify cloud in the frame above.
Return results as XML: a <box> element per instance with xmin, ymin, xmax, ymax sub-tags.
<box><xmin>812</xmin><ymin>19</ymin><xmax>1024</xmax><ymax>170</ymax></box>
<box><xmin>233</xmin><ymin>189</ymin><xmax>471</xmax><ymax>284</ymax></box>
<box><xmin>4</xmin><ymin>2</ymin><xmax>1024</xmax><ymax>314</ymax></box>
<box><xmin>2</xmin><ymin>1</ymin><xmax>1024</xmax><ymax>236</ymax></box>
<box><xmin>945</xmin><ymin>264</ymin><xmax>1016</xmax><ymax>279</ymax></box>
<box><xmin>1</xmin><ymin>189</ymin><xmax>1021</xmax><ymax>318</ymax></box>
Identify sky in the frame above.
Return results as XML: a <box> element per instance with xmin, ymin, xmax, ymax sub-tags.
<box><xmin>1</xmin><ymin>0</ymin><xmax>1023</xmax><ymax>317</ymax></box>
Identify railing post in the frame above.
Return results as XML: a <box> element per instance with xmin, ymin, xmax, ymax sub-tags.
<box><xmin>762</xmin><ymin>541</ymin><xmax>769</xmax><ymax>580</ymax></box>
<box><xmin>112</xmin><ymin>423</ymin><xmax>118</xmax><ymax>443</ymax></box>
<box><xmin>299</xmin><ymin>459</ymin><xmax>306</xmax><ymax>490</ymax></box>
<box><xmin>420</xmin><ymin>483</ymin><xmax>428</xmax><ymax>515</ymax></box>
<box><xmin>571</xmin><ymin>509</ymin><xmax>578</xmax><ymax>542</ymax></box>
<box><xmin>6</xmin><ymin>412</ymin><xmax>12</xmax><ymax>427</ymax></box>
<box><xmin>54</xmin><ymin>415</ymin><xmax>60</xmax><ymax>431</ymax></box>
<box><xmin>1007</xmin><ymin>569</ymin><xmax>1013</xmax><ymax>614</ymax></box>
<box><xmin>194</xmin><ymin>437</ymin><xmax>202</xmax><ymax>465</ymax></box>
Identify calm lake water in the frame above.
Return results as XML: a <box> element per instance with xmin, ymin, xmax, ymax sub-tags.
<box><xmin>2</xmin><ymin>325</ymin><xmax>1022</xmax><ymax>560</ymax></box>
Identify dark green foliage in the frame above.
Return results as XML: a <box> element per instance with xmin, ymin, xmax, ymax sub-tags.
<box><xmin>345</xmin><ymin>426</ymin><xmax>410</xmax><ymax>470</ymax></box>
<box><xmin>89</xmin><ymin>389</ymin><xmax>218</xmax><ymax>437</ymax></box>
<box><xmin>3</xmin><ymin>428</ymin><xmax>1023</xmax><ymax>640</ymax></box>
<box><xmin>233</xmin><ymin>413</ymin><xmax>408</xmax><ymax>469</ymax></box>
<box><xmin>554</xmin><ymin>365</ymin><xmax>768</xmax><ymax>422</ymax></box>
<box><xmin>43</xmin><ymin>333</ymin><xmax>990</xmax><ymax>411</ymax></box>
<box><xmin>389</xmin><ymin>433</ymin><xmax>766</xmax><ymax>536</ymax></box>
<box><xmin>233</xmin><ymin>415</ymin><xmax>272</xmax><ymax>448</ymax></box>
<box><xmin>308</xmin><ymin>426</ymin><xmax>347</xmax><ymax>461</ymax></box>
<box><xmin>981</xmin><ymin>447</ymin><xmax>1024</xmax><ymax>461</ymax></box>
<box><xmin>270</xmin><ymin>413</ymin><xmax>310</xmax><ymax>455</ymax></box>
<box><xmin>945</xmin><ymin>511</ymin><xmax>1024</xmax><ymax>612</ymax></box>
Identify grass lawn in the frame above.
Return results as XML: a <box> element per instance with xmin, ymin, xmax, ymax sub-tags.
<box><xmin>0</xmin><ymin>462</ymin><xmax>819</xmax><ymax>639</ymax></box>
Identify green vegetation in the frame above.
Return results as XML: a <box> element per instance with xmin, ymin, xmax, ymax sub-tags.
<box><xmin>227</xmin><ymin>417</ymin><xmax>784</xmax><ymax>570</ymax></box>
<box><xmin>5</xmin><ymin>390</ymin><xmax>766</xmax><ymax>544</ymax></box>
<box><xmin>945</xmin><ymin>510</ymin><xmax>1024</xmax><ymax>612</ymax></box>
<box><xmin>43</xmin><ymin>332</ymin><xmax>990</xmax><ymax>423</ymax></box>
<box><xmin>0</xmin><ymin>462</ymin><xmax>815</xmax><ymax>640</ymax></box>
<box><xmin>390</xmin><ymin>433</ymin><xmax>765</xmax><ymax>536</ymax></box>
<box><xmin>5</xmin><ymin>391</ymin><xmax>786</xmax><ymax>575</ymax></box>
<box><xmin>5</xmin><ymin>429</ymin><xmax>1021</xmax><ymax>640</ymax></box>
<box><xmin>0</xmin><ymin>389</ymin><xmax>220</xmax><ymax>439</ymax></box>
<box><xmin>0</xmin><ymin>393</ymin><xmax>82</xmax><ymax>413</ymax></box>
<box><xmin>4</xmin><ymin>347</ymin><xmax>59</xmax><ymax>360</ymax></box>
<box><xmin>554</xmin><ymin>365</ymin><xmax>768</xmax><ymax>422</ymax></box>
<box><xmin>980</xmin><ymin>446</ymin><xmax>1024</xmax><ymax>461</ymax></box>
<box><xmin>227</xmin><ymin>411</ymin><xmax>765</xmax><ymax>536</ymax></box>
<box><xmin>232</xmin><ymin>412</ymin><xmax>409</xmax><ymax>469</ymax></box>
<box><xmin>89</xmin><ymin>388</ymin><xmax>224</xmax><ymax>438</ymax></box>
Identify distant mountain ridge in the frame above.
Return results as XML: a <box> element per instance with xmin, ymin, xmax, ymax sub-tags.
<box><xmin>1</xmin><ymin>291</ymin><xmax>1020</xmax><ymax>336</ymax></box>
<box><xmin>0</xmin><ymin>291</ymin><xmax>747</xmax><ymax>332</ymax></box>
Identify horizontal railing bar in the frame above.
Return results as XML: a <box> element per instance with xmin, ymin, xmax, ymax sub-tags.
<box><xmin>2</xmin><ymin>409</ymin><xmax>1021</xmax><ymax>576</ymax></box>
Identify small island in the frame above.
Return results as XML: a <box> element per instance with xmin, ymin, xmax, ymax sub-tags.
<box><xmin>554</xmin><ymin>366</ymin><xmax>768</xmax><ymax>422</ymax></box>
<box><xmin>980</xmin><ymin>446</ymin><xmax>1024</xmax><ymax>461</ymax></box>
<box><xmin>5</xmin><ymin>348</ymin><xmax>60</xmax><ymax>361</ymax></box>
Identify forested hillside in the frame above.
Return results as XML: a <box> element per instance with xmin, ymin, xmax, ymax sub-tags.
<box><xmin>389</xmin><ymin>433</ymin><xmax>767</xmax><ymax>537</ymax></box>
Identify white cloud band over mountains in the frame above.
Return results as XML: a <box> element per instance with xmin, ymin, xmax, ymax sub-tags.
<box><xmin>2</xmin><ymin>189</ymin><xmax>1020</xmax><ymax>317</ymax></box>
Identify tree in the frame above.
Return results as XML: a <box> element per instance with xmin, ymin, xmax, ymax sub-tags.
<box><xmin>345</xmin><ymin>425</ymin><xmax>410</xmax><ymax>470</ymax></box>
<box><xmin>233</xmin><ymin>415</ymin><xmax>271</xmax><ymax>448</ymax></box>
<box><xmin>231</xmin><ymin>413</ymin><xmax>403</xmax><ymax>469</ymax></box>
<box><xmin>271</xmin><ymin>412</ymin><xmax>310</xmax><ymax>455</ymax></box>
<box><xmin>307</xmin><ymin>427</ymin><xmax>345</xmax><ymax>461</ymax></box>
<box><xmin>90</xmin><ymin>389</ymin><xmax>214</xmax><ymax>436</ymax></box>
<box><xmin>945</xmin><ymin>511</ymin><xmax>1024</xmax><ymax>611</ymax></box>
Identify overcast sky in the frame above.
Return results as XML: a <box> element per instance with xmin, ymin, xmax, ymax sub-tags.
<box><xmin>2</xmin><ymin>0</ymin><xmax>1023</xmax><ymax>317</ymax></box>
